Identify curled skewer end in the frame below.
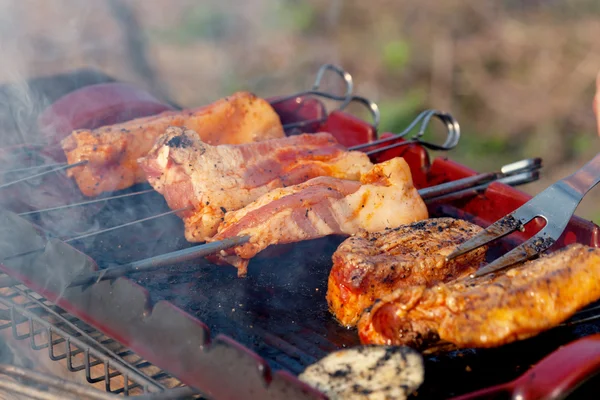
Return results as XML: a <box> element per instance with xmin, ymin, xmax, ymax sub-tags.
<box><xmin>339</xmin><ymin>96</ymin><xmax>381</xmax><ymax>129</ymax></box>
<box><xmin>270</xmin><ymin>63</ymin><xmax>355</xmax><ymax>107</ymax></box>
<box><xmin>349</xmin><ymin>109</ymin><xmax>461</xmax><ymax>154</ymax></box>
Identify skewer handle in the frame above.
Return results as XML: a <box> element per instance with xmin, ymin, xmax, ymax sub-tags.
<box><xmin>418</xmin><ymin>173</ymin><xmax>494</xmax><ymax>200</ymax></box>
<box><xmin>421</xmin><ymin>158</ymin><xmax>541</xmax><ymax>202</ymax></box>
<box><xmin>67</xmin><ymin>235</ymin><xmax>250</xmax><ymax>287</ymax></box>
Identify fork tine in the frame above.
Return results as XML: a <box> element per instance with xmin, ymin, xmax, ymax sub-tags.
<box><xmin>446</xmin><ymin>189</ymin><xmax>549</xmax><ymax>262</ymax></box>
<box><xmin>445</xmin><ymin>214</ymin><xmax>524</xmax><ymax>261</ymax></box>
<box><xmin>471</xmin><ymin>226</ymin><xmax>556</xmax><ymax>278</ymax></box>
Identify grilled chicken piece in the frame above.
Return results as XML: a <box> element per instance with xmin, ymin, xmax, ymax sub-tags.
<box><xmin>138</xmin><ymin>127</ymin><xmax>373</xmax><ymax>242</ymax></box>
<box><xmin>299</xmin><ymin>345</ymin><xmax>424</xmax><ymax>400</ymax></box>
<box><xmin>61</xmin><ymin>91</ymin><xmax>285</xmax><ymax>197</ymax></box>
<box><xmin>327</xmin><ymin>218</ymin><xmax>487</xmax><ymax>328</ymax></box>
<box><xmin>358</xmin><ymin>243</ymin><xmax>600</xmax><ymax>349</ymax></box>
<box><xmin>208</xmin><ymin>157</ymin><xmax>429</xmax><ymax>276</ymax></box>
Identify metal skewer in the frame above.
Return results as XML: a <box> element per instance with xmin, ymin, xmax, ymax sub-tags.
<box><xmin>0</xmin><ymin>65</ymin><xmax>357</xmax><ymax>193</ymax></box>
<box><xmin>4</xmin><ymin>103</ymin><xmax>434</xmax><ymax>217</ymax></box>
<box><xmin>0</xmin><ymin>206</ymin><xmax>194</xmax><ymax>265</ymax></box>
<box><xmin>419</xmin><ymin>158</ymin><xmax>542</xmax><ymax>200</ymax></box>
<box><xmin>63</xmin><ymin>206</ymin><xmax>191</xmax><ymax>243</ymax></box>
<box><xmin>424</xmin><ymin>170</ymin><xmax>541</xmax><ymax>204</ymax></box>
<box><xmin>270</xmin><ymin>64</ymin><xmax>354</xmax><ymax>108</ymax></box>
<box><xmin>561</xmin><ymin>303</ymin><xmax>600</xmax><ymax>326</ymax></box>
<box><xmin>0</xmin><ymin>162</ymin><xmax>69</xmax><ymax>175</ymax></box>
<box><xmin>0</xmin><ymin>77</ymin><xmax>451</xmax><ymax>199</ymax></box>
<box><xmin>348</xmin><ymin>109</ymin><xmax>461</xmax><ymax>153</ymax></box>
<box><xmin>64</xmin><ymin>158</ymin><xmax>541</xmax><ymax>288</ymax></box>
<box><xmin>67</xmin><ymin>235</ymin><xmax>251</xmax><ymax>288</ymax></box>
<box><xmin>18</xmin><ymin>189</ymin><xmax>155</xmax><ymax>216</ymax></box>
<box><xmin>0</xmin><ymin>160</ymin><xmax>86</xmax><ymax>190</ymax></box>
<box><xmin>336</xmin><ymin>95</ymin><xmax>381</xmax><ymax>128</ymax></box>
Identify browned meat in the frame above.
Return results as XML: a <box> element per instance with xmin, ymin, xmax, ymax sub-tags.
<box><xmin>327</xmin><ymin>218</ymin><xmax>488</xmax><ymax>328</ymax></box>
<box><xmin>61</xmin><ymin>91</ymin><xmax>285</xmax><ymax>197</ymax></box>
<box><xmin>207</xmin><ymin>157</ymin><xmax>429</xmax><ymax>277</ymax></box>
<box><xmin>358</xmin><ymin>243</ymin><xmax>600</xmax><ymax>349</ymax></box>
<box><xmin>138</xmin><ymin>127</ymin><xmax>373</xmax><ymax>242</ymax></box>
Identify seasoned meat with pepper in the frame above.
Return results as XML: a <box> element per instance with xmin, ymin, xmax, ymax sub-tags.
<box><xmin>61</xmin><ymin>91</ymin><xmax>285</xmax><ymax>197</ymax></box>
<box><xmin>138</xmin><ymin>127</ymin><xmax>373</xmax><ymax>242</ymax></box>
<box><xmin>207</xmin><ymin>157</ymin><xmax>428</xmax><ymax>276</ymax></box>
<box><xmin>327</xmin><ymin>218</ymin><xmax>487</xmax><ymax>327</ymax></box>
<box><xmin>299</xmin><ymin>345</ymin><xmax>424</xmax><ymax>400</ymax></box>
<box><xmin>358</xmin><ymin>243</ymin><xmax>600</xmax><ymax>349</ymax></box>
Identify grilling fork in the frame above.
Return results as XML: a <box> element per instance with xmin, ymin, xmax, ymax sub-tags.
<box><xmin>447</xmin><ymin>152</ymin><xmax>600</xmax><ymax>278</ymax></box>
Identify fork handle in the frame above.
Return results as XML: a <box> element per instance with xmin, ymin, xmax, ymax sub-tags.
<box><xmin>563</xmin><ymin>152</ymin><xmax>600</xmax><ymax>195</ymax></box>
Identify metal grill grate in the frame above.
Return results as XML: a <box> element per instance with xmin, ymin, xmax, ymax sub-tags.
<box><xmin>0</xmin><ymin>271</ymin><xmax>199</xmax><ymax>399</ymax></box>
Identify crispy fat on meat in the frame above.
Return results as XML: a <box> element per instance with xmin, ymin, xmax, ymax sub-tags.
<box><xmin>358</xmin><ymin>243</ymin><xmax>600</xmax><ymax>349</ymax></box>
<box><xmin>61</xmin><ymin>91</ymin><xmax>285</xmax><ymax>197</ymax></box>
<box><xmin>138</xmin><ymin>127</ymin><xmax>373</xmax><ymax>242</ymax></box>
<box><xmin>327</xmin><ymin>218</ymin><xmax>487</xmax><ymax>328</ymax></box>
<box><xmin>208</xmin><ymin>157</ymin><xmax>429</xmax><ymax>276</ymax></box>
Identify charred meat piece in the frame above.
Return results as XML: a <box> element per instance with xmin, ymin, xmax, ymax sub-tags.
<box><xmin>208</xmin><ymin>157</ymin><xmax>429</xmax><ymax>276</ymax></box>
<box><xmin>138</xmin><ymin>127</ymin><xmax>373</xmax><ymax>242</ymax></box>
<box><xmin>327</xmin><ymin>218</ymin><xmax>487</xmax><ymax>328</ymax></box>
<box><xmin>358</xmin><ymin>243</ymin><xmax>600</xmax><ymax>349</ymax></box>
<box><xmin>299</xmin><ymin>345</ymin><xmax>424</xmax><ymax>400</ymax></box>
<box><xmin>61</xmin><ymin>91</ymin><xmax>285</xmax><ymax>197</ymax></box>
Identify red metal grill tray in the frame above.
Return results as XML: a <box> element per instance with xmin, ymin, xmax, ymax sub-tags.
<box><xmin>1</xmin><ymin>80</ymin><xmax>600</xmax><ymax>399</ymax></box>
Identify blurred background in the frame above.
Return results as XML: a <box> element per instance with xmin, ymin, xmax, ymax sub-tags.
<box><xmin>1</xmin><ymin>0</ymin><xmax>600</xmax><ymax>220</ymax></box>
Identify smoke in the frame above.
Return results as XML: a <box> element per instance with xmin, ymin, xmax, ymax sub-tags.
<box><xmin>0</xmin><ymin>1</ymin><xmax>137</xmax><ymax>239</ymax></box>
<box><xmin>0</xmin><ymin>0</ymin><xmax>349</xmax><ymax>250</ymax></box>
<box><xmin>0</xmin><ymin>0</ymin><xmax>357</xmax><ymax>388</ymax></box>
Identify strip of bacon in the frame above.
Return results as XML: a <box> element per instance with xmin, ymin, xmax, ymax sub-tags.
<box><xmin>61</xmin><ymin>91</ymin><xmax>285</xmax><ymax>197</ymax></box>
<box><xmin>207</xmin><ymin>158</ymin><xmax>429</xmax><ymax>276</ymax></box>
<box><xmin>138</xmin><ymin>127</ymin><xmax>374</xmax><ymax>243</ymax></box>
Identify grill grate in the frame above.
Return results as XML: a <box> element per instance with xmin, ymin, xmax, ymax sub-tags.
<box><xmin>0</xmin><ymin>270</ymin><xmax>199</xmax><ymax>399</ymax></box>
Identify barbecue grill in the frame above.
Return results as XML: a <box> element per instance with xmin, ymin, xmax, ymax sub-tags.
<box><xmin>1</xmin><ymin>65</ymin><xmax>600</xmax><ymax>399</ymax></box>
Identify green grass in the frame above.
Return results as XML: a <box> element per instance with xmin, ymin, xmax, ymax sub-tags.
<box><xmin>271</xmin><ymin>1</ymin><xmax>316</xmax><ymax>33</ymax></box>
<box><xmin>376</xmin><ymin>91</ymin><xmax>518</xmax><ymax>170</ymax></box>
<box><xmin>151</xmin><ymin>2</ymin><xmax>316</xmax><ymax>44</ymax></box>
<box><xmin>381</xmin><ymin>39</ymin><xmax>411</xmax><ymax>72</ymax></box>
<box><xmin>150</xmin><ymin>5</ymin><xmax>232</xmax><ymax>44</ymax></box>
<box><xmin>571</xmin><ymin>133</ymin><xmax>596</xmax><ymax>158</ymax></box>
<box><xmin>377</xmin><ymin>90</ymin><xmax>427</xmax><ymax>134</ymax></box>
<box><xmin>450</xmin><ymin>133</ymin><xmax>516</xmax><ymax>171</ymax></box>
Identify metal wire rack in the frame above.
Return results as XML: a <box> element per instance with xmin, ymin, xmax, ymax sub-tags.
<box><xmin>0</xmin><ymin>271</ymin><xmax>200</xmax><ymax>399</ymax></box>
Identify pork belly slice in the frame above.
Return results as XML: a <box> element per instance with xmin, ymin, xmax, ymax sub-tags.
<box><xmin>207</xmin><ymin>157</ymin><xmax>429</xmax><ymax>277</ymax></box>
<box><xmin>327</xmin><ymin>218</ymin><xmax>487</xmax><ymax>328</ymax></box>
<box><xmin>138</xmin><ymin>127</ymin><xmax>373</xmax><ymax>243</ymax></box>
<box><xmin>358</xmin><ymin>243</ymin><xmax>600</xmax><ymax>350</ymax></box>
<box><xmin>61</xmin><ymin>91</ymin><xmax>285</xmax><ymax>197</ymax></box>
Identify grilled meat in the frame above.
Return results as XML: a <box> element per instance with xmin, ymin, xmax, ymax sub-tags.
<box><xmin>299</xmin><ymin>345</ymin><xmax>424</xmax><ymax>400</ymax></box>
<box><xmin>61</xmin><ymin>91</ymin><xmax>285</xmax><ymax>197</ymax></box>
<box><xmin>358</xmin><ymin>243</ymin><xmax>600</xmax><ymax>349</ymax></box>
<box><xmin>138</xmin><ymin>127</ymin><xmax>373</xmax><ymax>242</ymax></box>
<box><xmin>327</xmin><ymin>218</ymin><xmax>487</xmax><ymax>328</ymax></box>
<box><xmin>208</xmin><ymin>157</ymin><xmax>429</xmax><ymax>276</ymax></box>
